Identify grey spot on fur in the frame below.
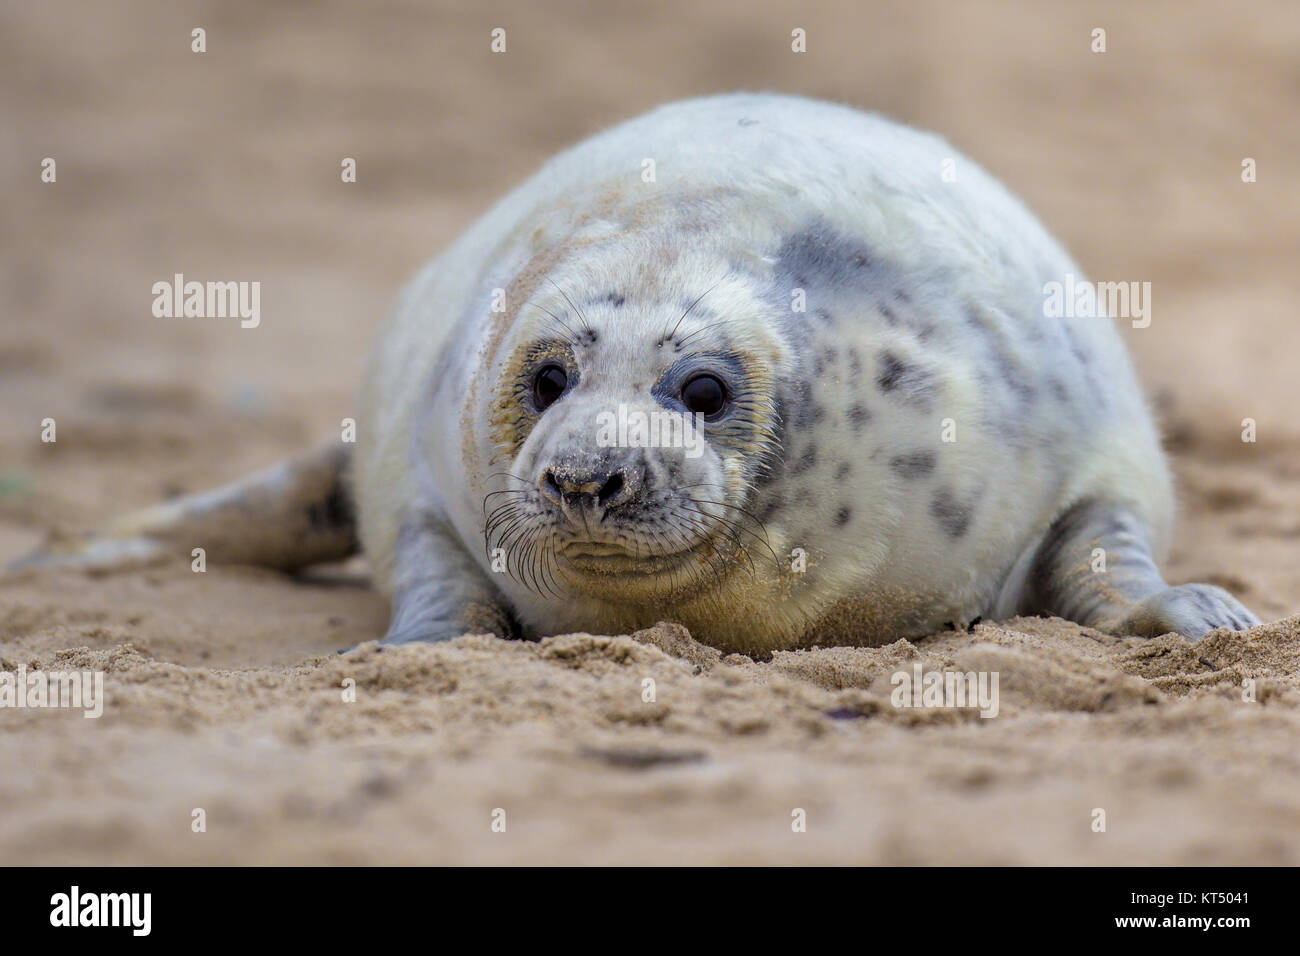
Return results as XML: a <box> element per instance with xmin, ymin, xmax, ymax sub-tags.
<box><xmin>781</xmin><ymin>378</ymin><xmax>820</xmax><ymax>430</ymax></box>
<box><xmin>876</xmin><ymin>350</ymin><xmax>935</xmax><ymax>406</ymax></box>
<box><xmin>931</xmin><ymin>488</ymin><xmax>973</xmax><ymax>539</ymax></box>
<box><xmin>890</xmin><ymin>450</ymin><xmax>936</xmax><ymax>478</ymax></box>
<box><xmin>812</xmin><ymin>345</ymin><xmax>838</xmax><ymax>376</ymax></box>
<box><xmin>835</xmin><ymin>462</ymin><xmax>851</xmax><ymax>480</ymax></box>
<box><xmin>877</xmin><ymin>351</ymin><xmax>908</xmax><ymax>391</ymax></box>
<box><xmin>834</xmin><ymin>506</ymin><xmax>852</xmax><ymax>527</ymax></box>
<box><xmin>963</xmin><ymin>304</ymin><xmax>987</xmax><ymax>330</ymax></box>
<box><xmin>790</xmin><ymin>446</ymin><xmax>818</xmax><ymax>477</ymax></box>
<box><xmin>773</xmin><ymin>223</ymin><xmax>878</xmax><ymax>292</ymax></box>
<box><xmin>847</xmin><ymin>404</ymin><xmax>871</xmax><ymax>431</ymax></box>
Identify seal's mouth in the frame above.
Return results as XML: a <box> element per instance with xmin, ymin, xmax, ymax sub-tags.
<box><xmin>560</xmin><ymin>540</ymin><xmax>637</xmax><ymax>558</ymax></box>
<box><xmin>557</xmin><ymin>538</ymin><xmax>698</xmax><ymax>575</ymax></box>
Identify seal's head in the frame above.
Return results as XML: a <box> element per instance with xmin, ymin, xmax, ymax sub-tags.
<box><xmin>483</xmin><ymin>248</ymin><xmax>788</xmax><ymax>604</ymax></box>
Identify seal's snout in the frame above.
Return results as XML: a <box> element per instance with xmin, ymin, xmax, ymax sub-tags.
<box><xmin>538</xmin><ymin>456</ymin><xmax>642</xmax><ymax>523</ymax></box>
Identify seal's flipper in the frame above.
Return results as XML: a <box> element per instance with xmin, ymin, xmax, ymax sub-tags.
<box><xmin>10</xmin><ymin>442</ymin><xmax>358</xmax><ymax>575</ymax></box>
<box><xmin>1001</xmin><ymin>499</ymin><xmax>1260</xmax><ymax>640</ymax></box>
<box><xmin>379</xmin><ymin>515</ymin><xmax>514</xmax><ymax>645</ymax></box>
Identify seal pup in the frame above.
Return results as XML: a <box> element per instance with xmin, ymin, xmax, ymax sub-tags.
<box><xmin>14</xmin><ymin>93</ymin><xmax>1260</xmax><ymax>654</ymax></box>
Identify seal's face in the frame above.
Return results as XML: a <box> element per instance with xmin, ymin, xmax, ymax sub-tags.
<box><xmin>484</xmin><ymin>268</ymin><xmax>784</xmax><ymax>604</ymax></box>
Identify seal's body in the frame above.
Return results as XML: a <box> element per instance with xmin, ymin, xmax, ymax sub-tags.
<box><xmin>21</xmin><ymin>94</ymin><xmax>1259</xmax><ymax>652</ymax></box>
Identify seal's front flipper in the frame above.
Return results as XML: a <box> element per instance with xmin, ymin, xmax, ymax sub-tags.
<box><xmin>1002</xmin><ymin>499</ymin><xmax>1260</xmax><ymax>640</ymax></box>
<box><xmin>1111</xmin><ymin>583</ymin><xmax>1259</xmax><ymax>638</ymax></box>
<box><xmin>9</xmin><ymin>442</ymin><xmax>357</xmax><ymax>575</ymax></box>
<box><xmin>378</xmin><ymin>515</ymin><xmax>514</xmax><ymax>646</ymax></box>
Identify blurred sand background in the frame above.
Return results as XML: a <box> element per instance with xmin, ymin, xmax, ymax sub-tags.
<box><xmin>2</xmin><ymin>0</ymin><xmax>1299</xmax><ymax>864</ymax></box>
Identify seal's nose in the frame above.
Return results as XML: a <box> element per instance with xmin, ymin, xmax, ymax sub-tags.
<box><xmin>539</xmin><ymin>461</ymin><xmax>638</xmax><ymax>519</ymax></box>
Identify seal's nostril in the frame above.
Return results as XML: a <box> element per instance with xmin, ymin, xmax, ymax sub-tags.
<box><xmin>542</xmin><ymin>470</ymin><xmax>563</xmax><ymax>501</ymax></box>
<box><xmin>597</xmin><ymin>472</ymin><xmax>624</xmax><ymax>506</ymax></box>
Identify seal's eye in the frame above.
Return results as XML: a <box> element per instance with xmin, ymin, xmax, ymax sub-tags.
<box><xmin>532</xmin><ymin>364</ymin><xmax>568</xmax><ymax>411</ymax></box>
<box><xmin>681</xmin><ymin>373</ymin><xmax>727</xmax><ymax>418</ymax></box>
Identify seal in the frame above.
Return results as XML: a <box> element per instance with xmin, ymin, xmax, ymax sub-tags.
<box><xmin>16</xmin><ymin>93</ymin><xmax>1260</xmax><ymax>653</ymax></box>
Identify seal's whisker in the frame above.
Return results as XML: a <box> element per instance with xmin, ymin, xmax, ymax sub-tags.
<box><xmin>517</xmin><ymin>529</ymin><xmax>542</xmax><ymax>595</ymax></box>
<box><xmin>491</xmin><ymin>510</ymin><xmax>531</xmax><ymax>560</ymax></box>
<box><xmin>481</xmin><ymin>488</ymin><xmax>529</xmax><ymax>518</ymax></box>
<box><xmin>676</xmin><ymin>483</ymin><xmax>772</xmax><ymax>530</ymax></box>
<box><xmin>677</xmin><ymin>499</ymin><xmax>778</xmax><ymax>568</ymax></box>
<box><xmin>676</xmin><ymin>520</ymin><xmax>734</xmax><ymax>591</ymax></box>
<box><xmin>526</xmin><ymin>302</ymin><xmax>582</xmax><ymax>349</ymax></box>
<box><xmin>665</xmin><ymin>278</ymin><xmax>725</xmax><ymax>342</ymax></box>
<box><xmin>484</xmin><ymin>501</ymin><xmax>528</xmax><ymax>542</ymax></box>
<box><xmin>546</xmin><ymin>279</ymin><xmax>594</xmax><ymax>335</ymax></box>
<box><xmin>674</xmin><ymin>317</ymin><xmax>731</xmax><ymax>349</ymax></box>
<box><xmin>664</xmin><ymin>505</ymin><xmax>751</xmax><ymax>585</ymax></box>
<box><xmin>673</xmin><ymin>482</ymin><xmax>780</xmax><ymax>565</ymax></box>
<box><xmin>525</xmin><ymin>529</ymin><xmax>554</xmax><ymax>599</ymax></box>
<box><xmin>503</xmin><ymin>527</ymin><xmax>538</xmax><ymax>594</ymax></box>
<box><xmin>494</xmin><ymin>513</ymin><xmax>535</xmax><ymax>558</ymax></box>
<box><xmin>537</xmin><ymin>534</ymin><xmax>562</xmax><ymax>599</ymax></box>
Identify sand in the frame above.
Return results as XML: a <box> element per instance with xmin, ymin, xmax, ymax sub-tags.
<box><xmin>2</xmin><ymin>0</ymin><xmax>1298</xmax><ymax>864</ymax></box>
